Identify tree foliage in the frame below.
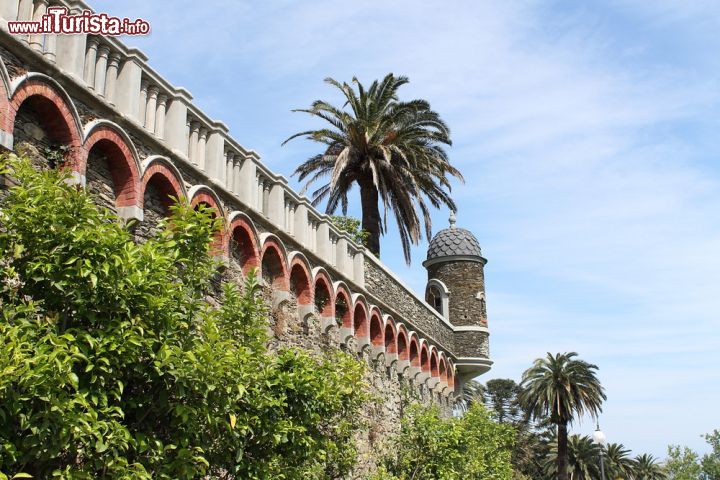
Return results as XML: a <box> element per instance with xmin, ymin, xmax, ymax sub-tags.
<box><xmin>285</xmin><ymin>74</ymin><xmax>463</xmax><ymax>262</ymax></box>
<box><xmin>665</xmin><ymin>445</ymin><xmax>702</xmax><ymax>480</ymax></box>
<box><xmin>463</xmin><ymin>379</ymin><xmax>548</xmax><ymax>479</ymax></box>
<box><xmin>660</xmin><ymin>432</ymin><xmax>720</xmax><ymax>480</ymax></box>
<box><xmin>483</xmin><ymin>379</ymin><xmax>524</xmax><ymax>424</ymax></box>
<box><xmin>0</xmin><ymin>154</ymin><xmax>366</xmax><ymax>479</ymax></box>
<box><xmin>702</xmin><ymin>430</ymin><xmax>720</xmax><ymax>480</ymax></box>
<box><xmin>330</xmin><ymin>215</ymin><xmax>369</xmax><ymax>247</ymax></box>
<box><xmin>373</xmin><ymin>403</ymin><xmax>515</xmax><ymax>480</ymax></box>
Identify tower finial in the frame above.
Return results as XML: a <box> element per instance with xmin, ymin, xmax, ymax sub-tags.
<box><xmin>449</xmin><ymin>210</ymin><xmax>456</xmax><ymax>228</ymax></box>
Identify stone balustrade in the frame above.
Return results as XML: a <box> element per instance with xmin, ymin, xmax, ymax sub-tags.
<box><xmin>0</xmin><ymin>0</ymin><xmax>375</xmax><ymax>287</ymax></box>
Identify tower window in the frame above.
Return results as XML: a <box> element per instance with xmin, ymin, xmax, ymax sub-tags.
<box><xmin>425</xmin><ymin>279</ymin><xmax>450</xmax><ymax>320</ymax></box>
<box><xmin>426</xmin><ymin>285</ymin><xmax>443</xmax><ymax>315</ymax></box>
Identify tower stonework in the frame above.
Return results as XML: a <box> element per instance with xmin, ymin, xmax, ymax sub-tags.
<box><xmin>423</xmin><ymin>212</ymin><xmax>492</xmax><ymax>387</ymax></box>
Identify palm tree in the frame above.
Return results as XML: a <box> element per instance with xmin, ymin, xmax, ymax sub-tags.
<box><xmin>519</xmin><ymin>352</ymin><xmax>607</xmax><ymax>480</ymax></box>
<box><xmin>544</xmin><ymin>434</ymin><xmax>600</xmax><ymax>480</ymax></box>
<box><xmin>633</xmin><ymin>454</ymin><xmax>667</xmax><ymax>480</ymax></box>
<box><xmin>605</xmin><ymin>443</ymin><xmax>635</xmax><ymax>479</ymax></box>
<box><xmin>461</xmin><ymin>379</ymin><xmax>486</xmax><ymax>411</ymax></box>
<box><xmin>284</xmin><ymin>74</ymin><xmax>463</xmax><ymax>262</ymax></box>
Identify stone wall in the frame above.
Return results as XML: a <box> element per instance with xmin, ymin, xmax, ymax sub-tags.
<box><xmin>85</xmin><ymin>151</ymin><xmax>118</xmax><ymax>214</ymax></box>
<box><xmin>134</xmin><ymin>181</ymin><xmax>170</xmax><ymax>241</ymax></box>
<box><xmin>364</xmin><ymin>258</ymin><xmax>455</xmax><ymax>351</ymax></box>
<box><xmin>455</xmin><ymin>330</ymin><xmax>491</xmax><ymax>359</ymax></box>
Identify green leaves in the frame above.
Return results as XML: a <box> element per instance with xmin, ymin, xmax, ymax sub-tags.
<box><xmin>330</xmin><ymin>215</ymin><xmax>369</xmax><ymax>247</ymax></box>
<box><xmin>377</xmin><ymin>403</ymin><xmax>515</xmax><ymax>480</ymax></box>
<box><xmin>0</xmin><ymin>154</ymin><xmax>366</xmax><ymax>479</ymax></box>
<box><xmin>666</xmin><ymin>445</ymin><xmax>703</xmax><ymax>480</ymax></box>
<box><xmin>702</xmin><ymin>430</ymin><xmax>720</xmax><ymax>480</ymax></box>
<box><xmin>519</xmin><ymin>352</ymin><xmax>606</xmax><ymax>426</ymax></box>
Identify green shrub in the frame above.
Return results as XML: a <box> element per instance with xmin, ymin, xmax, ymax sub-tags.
<box><xmin>0</xmin><ymin>154</ymin><xmax>366</xmax><ymax>479</ymax></box>
<box><xmin>374</xmin><ymin>403</ymin><xmax>515</xmax><ymax>480</ymax></box>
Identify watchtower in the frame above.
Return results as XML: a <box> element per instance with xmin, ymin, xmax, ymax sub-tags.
<box><xmin>423</xmin><ymin>212</ymin><xmax>491</xmax><ymax>388</ymax></box>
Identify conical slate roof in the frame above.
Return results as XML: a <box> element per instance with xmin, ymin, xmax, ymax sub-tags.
<box><xmin>426</xmin><ymin>212</ymin><xmax>482</xmax><ymax>262</ymax></box>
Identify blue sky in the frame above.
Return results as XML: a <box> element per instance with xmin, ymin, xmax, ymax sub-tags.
<box><xmin>92</xmin><ymin>0</ymin><xmax>720</xmax><ymax>457</ymax></box>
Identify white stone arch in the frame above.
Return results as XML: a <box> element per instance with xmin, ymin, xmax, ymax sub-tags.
<box><xmin>438</xmin><ymin>351</ymin><xmax>451</xmax><ymax>395</ymax></box>
<box><xmin>258</xmin><ymin>233</ymin><xmax>289</xmax><ymax>284</ymax></box>
<box><xmin>0</xmin><ymin>57</ymin><xmax>9</xmax><ymax>149</ymax></box>
<box><xmin>0</xmin><ymin>57</ymin><xmax>10</xmax><ymax>99</ymax></box>
<box><xmin>406</xmin><ymin>331</ymin><xmax>425</xmax><ymax>383</ymax></box>
<box><xmin>425</xmin><ymin>278</ymin><xmax>450</xmax><ymax>320</ymax></box>
<box><xmin>427</xmin><ymin>344</ymin><xmax>442</xmax><ymax>390</ymax></box>
<box><xmin>188</xmin><ymin>184</ymin><xmax>224</xmax><ymax>212</ymax></box>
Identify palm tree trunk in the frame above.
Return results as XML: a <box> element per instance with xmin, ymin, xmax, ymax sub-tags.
<box><xmin>558</xmin><ymin>422</ymin><xmax>569</xmax><ymax>480</ymax></box>
<box><xmin>359</xmin><ymin>179</ymin><xmax>381</xmax><ymax>256</ymax></box>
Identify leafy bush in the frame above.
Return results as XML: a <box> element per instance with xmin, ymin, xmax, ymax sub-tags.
<box><xmin>330</xmin><ymin>215</ymin><xmax>369</xmax><ymax>247</ymax></box>
<box><xmin>0</xmin><ymin>154</ymin><xmax>366</xmax><ymax>479</ymax></box>
<box><xmin>373</xmin><ymin>403</ymin><xmax>515</xmax><ymax>480</ymax></box>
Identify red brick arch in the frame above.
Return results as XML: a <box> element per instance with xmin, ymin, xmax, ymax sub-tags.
<box><xmin>313</xmin><ymin>269</ymin><xmax>334</xmax><ymax>318</ymax></box>
<box><xmin>260</xmin><ymin>237</ymin><xmax>289</xmax><ymax>291</ymax></box>
<box><xmin>8</xmin><ymin>76</ymin><xmax>82</xmax><ymax>165</ymax></box>
<box><xmin>289</xmin><ymin>254</ymin><xmax>313</xmax><ymax>305</ymax></box>
<box><xmin>352</xmin><ymin>297</ymin><xmax>369</xmax><ymax>338</ymax></box>
<box><xmin>397</xmin><ymin>326</ymin><xmax>409</xmax><ymax>361</ymax></box>
<box><xmin>334</xmin><ymin>283</ymin><xmax>352</xmax><ymax>328</ymax></box>
<box><xmin>384</xmin><ymin>317</ymin><xmax>397</xmax><ymax>354</ymax></box>
<box><xmin>189</xmin><ymin>186</ymin><xmax>223</xmax><ymax>213</ymax></box>
<box><xmin>430</xmin><ymin>349</ymin><xmax>439</xmax><ymax>378</ymax></box>
<box><xmin>141</xmin><ymin>156</ymin><xmax>186</xmax><ymax>213</ymax></box>
<box><xmin>447</xmin><ymin>361</ymin><xmax>456</xmax><ymax>390</ymax></box>
<box><xmin>409</xmin><ymin>335</ymin><xmax>420</xmax><ymax>367</ymax></box>
<box><xmin>227</xmin><ymin>213</ymin><xmax>260</xmax><ymax>275</ymax></box>
<box><xmin>420</xmin><ymin>343</ymin><xmax>430</xmax><ymax>373</ymax></box>
<box><xmin>369</xmin><ymin>309</ymin><xmax>383</xmax><ymax>347</ymax></box>
<box><xmin>190</xmin><ymin>186</ymin><xmax>226</xmax><ymax>255</ymax></box>
<box><xmin>439</xmin><ymin>354</ymin><xmax>448</xmax><ymax>384</ymax></box>
<box><xmin>81</xmin><ymin>123</ymin><xmax>141</xmax><ymax>209</ymax></box>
